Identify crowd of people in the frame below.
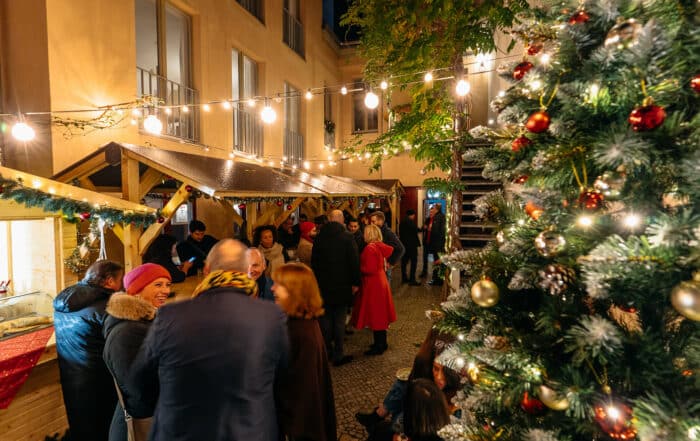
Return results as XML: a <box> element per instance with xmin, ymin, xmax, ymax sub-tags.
<box><xmin>52</xmin><ymin>202</ymin><xmax>449</xmax><ymax>441</ymax></box>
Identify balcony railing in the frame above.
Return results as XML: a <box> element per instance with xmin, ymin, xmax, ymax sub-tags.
<box><xmin>234</xmin><ymin>106</ymin><xmax>264</xmax><ymax>156</ymax></box>
<box><xmin>284</xmin><ymin>129</ymin><xmax>304</xmax><ymax>167</ymax></box>
<box><xmin>137</xmin><ymin>67</ymin><xmax>199</xmax><ymax>143</ymax></box>
<box><xmin>283</xmin><ymin>8</ymin><xmax>304</xmax><ymax>58</ymax></box>
<box><xmin>237</xmin><ymin>0</ymin><xmax>264</xmax><ymax>22</ymax></box>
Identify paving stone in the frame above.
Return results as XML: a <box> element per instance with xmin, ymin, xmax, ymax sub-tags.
<box><xmin>330</xmin><ymin>275</ymin><xmax>445</xmax><ymax>441</ymax></box>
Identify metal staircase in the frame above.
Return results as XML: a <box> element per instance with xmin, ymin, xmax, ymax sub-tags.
<box><xmin>459</xmin><ymin>162</ymin><xmax>500</xmax><ymax>249</ymax></box>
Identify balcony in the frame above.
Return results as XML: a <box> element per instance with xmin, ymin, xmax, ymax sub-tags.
<box><xmin>234</xmin><ymin>106</ymin><xmax>264</xmax><ymax>157</ymax></box>
<box><xmin>284</xmin><ymin>129</ymin><xmax>304</xmax><ymax>167</ymax></box>
<box><xmin>236</xmin><ymin>0</ymin><xmax>264</xmax><ymax>23</ymax></box>
<box><xmin>283</xmin><ymin>8</ymin><xmax>304</xmax><ymax>58</ymax></box>
<box><xmin>137</xmin><ymin>67</ymin><xmax>199</xmax><ymax>143</ymax></box>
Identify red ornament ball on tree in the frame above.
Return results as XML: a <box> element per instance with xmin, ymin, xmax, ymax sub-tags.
<box><xmin>276</xmin><ymin>200</ymin><xmax>283</xmax><ymax>207</ymax></box>
<box><xmin>511</xmin><ymin>136</ymin><xmax>532</xmax><ymax>152</ymax></box>
<box><xmin>79</xmin><ymin>212</ymin><xmax>91</xmax><ymax>221</ymax></box>
<box><xmin>286</xmin><ymin>204</ymin><xmax>293</xmax><ymax>210</ymax></box>
<box><xmin>526</xmin><ymin>111</ymin><xmax>551</xmax><ymax>133</ymax></box>
<box><xmin>238</xmin><ymin>203</ymin><xmax>246</xmax><ymax>210</ymax></box>
<box><xmin>185</xmin><ymin>185</ymin><xmax>193</xmax><ymax>192</ymax></box>
<box><xmin>513</xmin><ymin>61</ymin><xmax>534</xmax><ymax>80</ymax></box>
<box><xmin>513</xmin><ymin>175</ymin><xmax>529</xmax><ymax>185</ymax></box>
<box><xmin>691</xmin><ymin>74</ymin><xmax>700</xmax><ymax>93</ymax></box>
<box><xmin>521</xmin><ymin>392</ymin><xmax>545</xmax><ymax>415</ymax></box>
<box><xmin>568</xmin><ymin>10</ymin><xmax>590</xmax><ymax>24</ymax></box>
<box><xmin>527</xmin><ymin>43</ymin><xmax>543</xmax><ymax>56</ymax></box>
<box><xmin>628</xmin><ymin>104</ymin><xmax>666</xmax><ymax>131</ymax></box>
<box><xmin>157</xmin><ymin>217</ymin><xmax>165</xmax><ymax>224</ymax></box>
<box><xmin>578</xmin><ymin>190</ymin><xmax>604</xmax><ymax>210</ymax></box>
<box><xmin>593</xmin><ymin>402</ymin><xmax>636</xmax><ymax>440</ymax></box>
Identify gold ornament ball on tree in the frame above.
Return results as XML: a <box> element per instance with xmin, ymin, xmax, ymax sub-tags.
<box><xmin>604</xmin><ymin>18</ymin><xmax>642</xmax><ymax>49</ymax></box>
<box><xmin>537</xmin><ymin>385</ymin><xmax>570</xmax><ymax>411</ymax></box>
<box><xmin>671</xmin><ymin>275</ymin><xmax>700</xmax><ymax>321</ymax></box>
<box><xmin>471</xmin><ymin>279</ymin><xmax>500</xmax><ymax>307</ymax></box>
<box><xmin>534</xmin><ymin>230</ymin><xmax>566</xmax><ymax>257</ymax></box>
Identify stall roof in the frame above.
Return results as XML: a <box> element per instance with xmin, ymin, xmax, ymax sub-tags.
<box><xmin>53</xmin><ymin>143</ymin><xmax>390</xmax><ymax>198</ymax></box>
<box><xmin>360</xmin><ymin>179</ymin><xmax>404</xmax><ymax>194</ymax></box>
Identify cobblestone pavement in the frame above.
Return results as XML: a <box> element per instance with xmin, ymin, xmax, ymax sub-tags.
<box><xmin>332</xmin><ymin>276</ymin><xmax>445</xmax><ymax>441</ymax></box>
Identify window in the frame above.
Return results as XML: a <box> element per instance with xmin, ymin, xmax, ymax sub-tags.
<box><xmin>284</xmin><ymin>83</ymin><xmax>303</xmax><ymax>166</ymax></box>
<box><xmin>236</xmin><ymin>0</ymin><xmax>264</xmax><ymax>22</ymax></box>
<box><xmin>0</xmin><ymin>219</ymin><xmax>58</xmax><ymax>296</ymax></box>
<box><xmin>136</xmin><ymin>0</ymin><xmax>198</xmax><ymax>142</ymax></box>
<box><xmin>324</xmin><ymin>88</ymin><xmax>335</xmax><ymax>149</ymax></box>
<box><xmin>352</xmin><ymin>81</ymin><xmax>378</xmax><ymax>133</ymax></box>
<box><xmin>283</xmin><ymin>0</ymin><xmax>304</xmax><ymax>57</ymax></box>
<box><xmin>232</xmin><ymin>49</ymin><xmax>263</xmax><ymax>156</ymax></box>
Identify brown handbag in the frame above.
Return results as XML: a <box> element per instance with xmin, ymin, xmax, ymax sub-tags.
<box><xmin>111</xmin><ymin>377</ymin><xmax>153</xmax><ymax>441</ymax></box>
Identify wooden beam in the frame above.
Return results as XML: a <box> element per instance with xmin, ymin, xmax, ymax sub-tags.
<box><xmin>121</xmin><ymin>155</ymin><xmax>142</xmax><ymax>270</ymax></box>
<box><xmin>78</xmin><ymin>177</ymin><xmax>97</xmax><ymax>192</ymax></box>
<box><xmin>138</xmin><ymin>183</ymin><xmax>190</xmax><ymax>255</ymax></box>
<box><xmin>138</xmin><ymin>167</ymin><xmax>165</xmax><ymax>200</ymax></box>
<box><xmin>219</xmin><ymin>199</ymin><xmax>244</xmax><ymax>226</ymax></box>
<box><xmin>256</xmin><ymin>203</ymin><xmax>281</xmax><ymax>227</ymax></box>
<box><xmin>52</xmin><ymin>154</ymin><xmax>110</xmax><ymax>183</ymax></box>
<box><xmin>111</xmin><ymin>224</ymin><xmax>124</xmax><ymax>243</ymax></box>
<box><xmin>273</xmin><ymin>197</ymin><xmax>305</xmax><ymax>227</ymax></box>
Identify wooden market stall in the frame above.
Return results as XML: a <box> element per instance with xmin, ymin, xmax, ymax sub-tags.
<box><xmin>0</xmin><ymin>165</ymin><xmax>156</xmax><ymax>441</ymax></box>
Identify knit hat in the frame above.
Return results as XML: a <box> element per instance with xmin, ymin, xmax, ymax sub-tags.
<box><xmin>299</xmin><ymin>221</ymin><xmax>316</xmax><ymax>242</ymax></box>
<box><xmin>123</xmin><ymin>263</ymin><xmax>171</xmax><ymax>295</ymax></box>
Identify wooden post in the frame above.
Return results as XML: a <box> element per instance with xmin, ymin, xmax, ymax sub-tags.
<box><xmin>121</xmin><ymin>155</ymin><xmax>142</xmax><ymax>271</ymax></box>
<box><xmin>273</xmin><ymin>197</ymin><xmax>305</xmax><ymax>227</ymax></box>
<box><xmin>138</xmin><ymin>167</ymin><xmax>165</xmax><ymax>200</ymax></box>
<box><xmin>138</xmin><ymin>183</ymin><xmax>191</xmax><ymax>255</ymax></box>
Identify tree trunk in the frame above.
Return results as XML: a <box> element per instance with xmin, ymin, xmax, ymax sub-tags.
<box><xmin>449</xmin><ymin>54</ymin><xmax>466</xmax><ymax>253</ymax></box>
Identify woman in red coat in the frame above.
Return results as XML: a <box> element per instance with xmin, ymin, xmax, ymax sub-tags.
<box><xmin>352</xmin><ymin>224</ymin><xmax>397</xmax><ymax>356</ymax></box>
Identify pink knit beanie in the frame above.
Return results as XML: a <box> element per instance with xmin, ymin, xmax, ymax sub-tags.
<box><xmin>123</xmin><ymin>263</ymin><xmax>171</xmax><ymax>295</ymax></box>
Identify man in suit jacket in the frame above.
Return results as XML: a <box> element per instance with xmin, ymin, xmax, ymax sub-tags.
<box><xmin>421</xmin><ymin>204</ymin><xmax>447</xmax><ymax>285</ymax></box>
<box><xmin>369</xmin><ymin>210</ymin><xmax>405</xmax><ymax>284</ymax></box>
<box><xmin>399</xmin><ymin>209</ymin><xmax>421</xmax><ymax>286</ymax></box>
<box><xmin>311</xmin><ymin>210</ymin><xmax>360</xmax><ymax>366</ymax></box>
<box><xmin>131</xmin><ymin>239</ymin><xmax>289</xmax><ymax>441</ymax></box>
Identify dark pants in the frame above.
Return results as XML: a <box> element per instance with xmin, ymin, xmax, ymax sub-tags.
<box><xmin>321</xmin><ymin>304</ymin><xmax>348</xmax><ymax>362</ymax></box>
<box><xmin>421</xmin><ymin>246</ymin><xmax>439</xmax><ymax>276</ymax></box>
<box><xmin>401</xmin><ymin>248</ymin><xmax>417</xmax><ymax>282</ymax></box>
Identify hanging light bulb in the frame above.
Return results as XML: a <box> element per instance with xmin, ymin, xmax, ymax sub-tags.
<box><xmin>202</xmin><ymin>104</ymin><xmax>211</xmax><ymax>112</ymax></box>
<box><xmin>380</xmin><ymin>80</ymin><xmax>388</xmax><ymax>90</ymax></box>
<box><xmin>143</xmin><ymin>115</ymin><xmax>163</xmax><ymax>134</ymax></box>
<box><xmin>182</xmin><ymin>105</ymin><xmax>189</xmax><ymax>113</ymax></box>
<box><xmin>303</xmin><ymin>161</ymin><xmax>311</xmax><ymax>170</ymax></box>
<box><xmin>577</xmin><ymin>215</ymin><xmax>594</xmax><ymax>228</ymax></box>
<box><xmin>456</xmin><ymin>78</ymin><xmax>471</xmax><ymax>96</ymax></box>
<box><xmin>229</xmin><ymin>152</ymin><xmax>235</xmax><ymax>158</ymax></box>
<box><xmin>268</xmin><ymin>160</ymin><xmax>275</xmax><ymax>167</ymax></box>
<box><xmin>261</xmin><ymin>100</ymin><xmax>277</xmax><ymax>124</ymax></box>
<box><xmin>11</xmin><ymin>121</ymin><xmax>36</xmax><ymax>141</ymax></box>
<box><xmin>305</xmin><ymin>89</ymin><xmax>313</xmax><ymax>100</ymax></box>
<box><xmin>131</xmin><ymin>108</ymin><xmax>142</xmax><ymax>117</ymax></box>
<box><xmin>247</xmin><ymin>98</ymin><xmax>256</xmax><ymax>107</ymax></box>
<box><xmin>340</xmin><ymin>86</ymin><xmax>348</xmax><ymax>95</ymax></box>
<box><xmin>222</xmin><ymin>100</ymin><xmax>232</xmax><ymax>110</ymax></box>
<box><xmin>623</xmin><ymin>213</ymin><xmax>641</xmax><ymax>229</ymax></box>
<box><xmin>364</xmin><ymin>90</ymin><xmax>379</xmax><ymax>109</ymax></box>
<box><xmin>424</xmin><ymin>72</ymin><xmax>433</xmax><ymax>82</ymax></box>
<box><xmin>319</xmin><ymin>163</ymin><xmax>325</xmax><ymax>170</ymax></box>
<box><xmin>164</xmin><ymin>107</ymin><xmax>172</xmax><ymax>115</ymax></box>
<box><xmin>130</xmin><ymin>118</ymin><xmax>137</xmax><ymax>125</ymax></box>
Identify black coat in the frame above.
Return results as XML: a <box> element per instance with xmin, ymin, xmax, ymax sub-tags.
<box><xmin>399</xmin><ymin>217</ymin><xmax>421</xmax><ymax>252</ymax></box>
<box><xmin>311</xmin><ymin>222</ymin><xmax>361</xmax><ymax>306</ymax></box>
<box><xmin>53</xmin><ymin>282</ymin><xmax>118</xmax><ymax>441</ymax></box>
<box><xmin>102</xmin><ymin>294</ymin><xmax>158</xmax><ymax>441</ymax></box>
<box><xmin>424</xmin><ymin>211</ymin><xmax>446</xmax><ymax>254</ymax></box>
<box><xmin>381</xmin><ymin>224</ymin><xmax>405</xmax><ymax>265</ymax></box>
<box><xmin>144</xmin><ymin>256</ymin><xmax>187</xmax><ymax>283</ymax></box>
<box><xmin>176</xmin><ymin>234</ymin><xmax>218</xmax><ymax>274</ymax></box>
<box><xmin>130</xmin><ymin>286</ymin><xmax>290</xmax><ymax>441</ymax></box>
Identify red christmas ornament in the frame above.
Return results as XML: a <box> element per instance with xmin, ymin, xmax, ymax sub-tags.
<box><xmin>513</xmin><ymin>175</ymin><xmax>529</xmax><ymax>185</ymax></box>
<box><xmin>157</xmin><ymin>216</ymin><xmax>165</xmax><ymax>224</ymax></box>
<box><xmin>238</xmin><ymin>203</ymin><xmax>246</xmax><ymax>210</ymax></box>
<box><xmin>276</xmin><ymin>200</ymin><xmax>283</xmax><ymax>207</ymax></box>
<box><xmin>513</xmin><ymin>61</ymin><xmax>534</xmax><ymax>81</ymax></box>
<box><xmin>628</xmin><ymin>102</ymin><xmax>666</xmax><ymax>131</ymax></box>
<box><xmin>511</xmin><ymin>136</ymin><xmax>532</xmax><ymax>152</ymax></box>
<box><xmin>526</xmin><ymin>111</ymin><xmax>551</xmax><ymax>133</ymax></box>
<box><xmin>527</xmin><ymin>43</ymin><xmax>543</xmax><ymax>56</ymax></box>
<box><xmin>525</xmin><ymin>201</ymin><xmax>544</xmax><ymax>220</ymax></box>
<box><xmin>616</xmin><ymin>302</ymin><xmax>637</xmax><ymax>313</ymax></box>
<box><xmin>79</xmin><ymin>212</ymin><xmax>91</xmax><ymax>221</ymax></box>
<box><xmin>691</xmin><ymin>74</ymin><xmax>700</xmax><ymax>93</ymax></box>
<box><xmin>568</xmin><ymin>10</ymin><xmax>590</xmax><ymax>24</ymax></box>
<box><xmin>578</xmin><ymin>190</ymin><xmax>604</xmax><ymax>210</ymax></box>
<box><xmin>521</xmin><ymin>392</ymin><xmax>545</xmax><ymax>415</ymax></box>
<box><xmin>185</xmin><ymin>185</ymin><xmax>193</xmax><ymax>192</ymax></box>
<box><xmin>286</xmin><ymin>204</ymin><xmax>293</xmax><ymax>210</ymax></box>
<box><xmin>593</xmin><ymin>401</ymin><xmax>636</xmax><ymax>440</ymax></box>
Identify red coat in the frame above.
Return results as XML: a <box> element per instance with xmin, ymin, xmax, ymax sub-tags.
<box><xmin>352</xmin><ymin>241</ymin><xmax>397</xmax><ymax>331</ymax></box>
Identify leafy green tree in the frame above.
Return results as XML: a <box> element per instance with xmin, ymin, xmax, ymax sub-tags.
<box><xmin>435</xmin><ymin>0</ymin><xmax>700</xmax><ymax>439</ymax></box>
<box><xmin>341</xmin><ymin>0</ymin><xmax>527</xmax><ymax>251</ymax></box>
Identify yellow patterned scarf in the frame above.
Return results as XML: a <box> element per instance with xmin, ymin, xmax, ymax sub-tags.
<box><xmin>191</xmin><ymin>270</ymin><xmax>259</xmax><ymax>298</ymax></box>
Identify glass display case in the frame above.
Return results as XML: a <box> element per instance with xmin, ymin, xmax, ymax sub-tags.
<box><xmin>0</xmin><ymin>291</ymin><xmax>54</xmax><ymax>340</ymax></box>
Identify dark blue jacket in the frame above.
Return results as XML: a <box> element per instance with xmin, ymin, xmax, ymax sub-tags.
<box><xmin>53</xmin><ymin>281</ymin><xmax>118</xmax><ymax>441</ymax></box>
<box><xmin>130</xmin><ymin>286</ymin><xmax>290</xmax><ymax>441</ymax></box>
<box><xmin>381</xmin><ymin>224</ymin><xmax>406</xmax><ymax>265</ymax></box>
<box><xmin>256</xmin><ymin>275</ymin><xmax>275</xmax><ymax>301</ymax></box>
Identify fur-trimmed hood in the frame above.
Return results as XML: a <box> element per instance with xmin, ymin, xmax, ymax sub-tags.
<box><xmin>106</xmin><ymin>292</ymin><xmax>157</xmax><ymax>322</ymax></box>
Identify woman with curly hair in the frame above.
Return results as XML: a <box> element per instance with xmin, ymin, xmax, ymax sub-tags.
<box><xmin>253</xmin><ymin>224</ymin><xmax>289</xmax><ymax>277</ymax></box>
<box><xmin>272</xmin><ymin>263</ymin><xmax>336</xmax><ymax>441</ymax></box>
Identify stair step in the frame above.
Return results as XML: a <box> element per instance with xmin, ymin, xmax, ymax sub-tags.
<box><xmin>461</xmin><ymin>222</ymin><xmax>497</xmax><ymax>228</ymax></box>
<box><xmin>460</xmin><ymin>234</ymin><xmax>495</xmax><ymax>241</ymax></box>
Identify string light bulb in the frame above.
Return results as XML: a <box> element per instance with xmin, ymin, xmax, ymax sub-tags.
<box><xmin>380</xmin><ymin>80</ymin><xmax>388</xmax><ymax>90</ymax></box>
<box><xmin>164</xmin><ymin>107</ymin><xmax>172</xmax><ymax>115</ymax></box>
<box><xmin>305</xmin><ymin>89</ymin><xmax>313</xmax><ymax>100</ymax></box>
<box><xmin>182</xmin><ymin>105</ymin><xmax>189</xmax><ymax>113</ymax></box>
<box><xmin>247</xmin><ymin>98</ymin><xmax>256</xmax><ymax>107</ymax></box>
<box><xmin>222</xmin><ymin>101</ymin><xmax>232</xmax><ymax>110</ymax></box>
<box><xmin>623</xmin><ymin>213</ymin><xmax>641</xmax><ymax>229</ymax></box>
<box><xmin>131</xmin><ymin>108</ymin><xmax>142</xmax><ymax>117</ymax></box>
<box><xmin>456</xmin><ymin>78</ymin><xmax>471</xmax><ymax>96</ymax></box>
<box><xmin>202</xmin><ymin>104</ymin><xmax>211</xmax><ymax>112</ymax></box>
<box><xmin>577</xmin><ymin>215</ymin><xmax>594</xmax><ymax>228</ymax></box>
<box><xmin>143</xmin><ymin>115</ymin><xmax>163</xmax><ymax>135</ymax></box>
<box><xmin>303</xmin><ymin>161</ymin><xmax>311</xmax><ymax>170</ymax></box>
<box><xmin>540</xmin><ymin>53</ymin><xmax>551</xmax><ymax>65</ymax></box>
<box><xmin>364</xmin><ymin>90</ymin><xmax>379</xmax><ymax>109</ymax></box>
<box><xmin>340</xmin><ymin>86</ymin><xmax>348</xmax><ymax>95</ymax></box>
<box><xmin>11</xmin><ymin>122</ymin><xmax>36</xmax><ymax>141</ymax></box>
<box><xmin>424</xmin><ymin>72</ymin><xmax>433</xmax><ymax>82</ymax></box>
<box><xmin>261</xmin><ymin>100</ymin><xmax>277</xmax><ymax>124</ymax></box>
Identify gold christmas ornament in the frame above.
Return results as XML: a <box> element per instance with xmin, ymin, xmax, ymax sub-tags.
<box><xmin>593</xmin><ymin>170</ymin><xmax>626</xmax><ymax>199</ymax></box>
<box><xmin>671</xmin><ymin>274</ymin><xmax>700</xmax><ymax>321</ymax></box>
<box><xmin>537</xmin><ymin>385</ymin><xmax>570</xmax><ymax>410</ymax></box>
<box><xmin>471</xmin><ymin>279</ymin><xmax>500</xmax><ymax>307</ymax></box>
<box><xmin>604</xmin><ymin>18</ymin><xmax>643</xmax><ymax>50</ymax></box>
<box><xmin>534</xmin><ymin>230</ymin><xmax>567</xmax><ymax>257</ymax></box>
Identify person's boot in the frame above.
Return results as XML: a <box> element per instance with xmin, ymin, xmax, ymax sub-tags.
<box><xmin>428</xmin><ymin>267</ymin><xmax>444</xmax><ymax>286</ymax></box>
<box><xmin>377</xmin><ymin>330</ymin><xmax>388</xmax><ymax>352</ymax></box>
<box><xmin>365</xmin><ymin>331</ymin><xmax>385</xmax><ymax>355</ymax></box>
<box><xmin>355</xmin><ymin>407</ymin><xmax>384</xmax><ymax>429</ymax></box>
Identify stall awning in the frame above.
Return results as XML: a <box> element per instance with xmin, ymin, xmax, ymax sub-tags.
<box><xmin>53</xmin><ymin>142</ymin><xmax>390</xmax><ymax>199</ymax></box>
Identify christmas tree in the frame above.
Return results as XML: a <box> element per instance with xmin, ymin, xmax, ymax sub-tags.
<box><xmin>437</xmin><ymin>1</ymin><xmax>700</xmax><ymax>440</ymax></box>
